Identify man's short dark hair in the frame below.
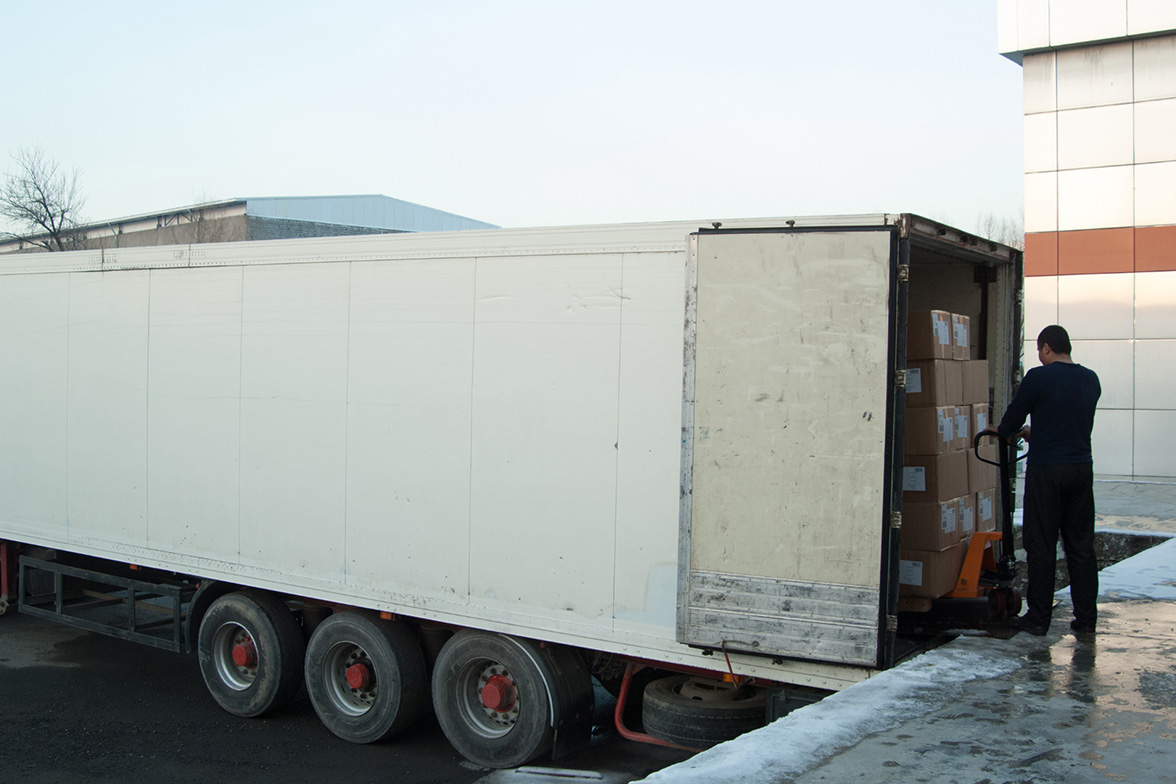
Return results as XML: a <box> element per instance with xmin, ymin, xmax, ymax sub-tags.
<box><xmin>1037</xmin><ymin>325</ymin><xmax>1072</xmax><ymax>355</ymax></box>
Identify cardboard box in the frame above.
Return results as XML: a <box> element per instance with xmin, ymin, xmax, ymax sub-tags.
<box><xmin>962</xmin><ymin>360</ymin><xmax>989</xmax><ymax>404</ymax></box>
<box><xmin>907</xmin><ymin>310</ymin><xmax>953</xmax><ymax>360</ymax></box>
<box><xmin>899</xmin><ymin>541</ymin><xmax>967</xmax><ymax>598</ymax></box>
<box><xmin>977</xmin><ymin>488</ymin><xmax>997</xmax><ymax>532</ymax></box>
<box><xmin>952</xmin><ymin>405</ymin><xmax>970</xmax><ymax>452</ymax></box>
<box><xmin>903</xmin><ymin>450</ymin><xmax>969</xmax><ymax>503</ymax></box>
<box><xmin>971</xmin><ymin>403</ymin><xmax>990</xmax><ymax>440</ymax></box>
<box><xmin>906</xmin><ymin>360</ymin><xmax>963</xmax><ymax>407</ymax></box>
<box><xmin>958</xmin><ymin>493</ymin><xmax>977</xmax><ymax>539</ymax></box>
<box><xmin>904</xmin><ymin>406</ymin><xmax>956</xmax><ymax>455</ymax></box>
<box><xmin>951</xmin><ymin>313</ymin><xmax>971</xmax><ymax>360</ymax></box>
<box><xmin>968</xmin><ymin>445</ymin><xmax>998</xmax><ymax>494</ymax></box>
<box><xmin>900</xmin><ymin>498</ymin><xmax>959</xmax><ymax>551</ymax></box>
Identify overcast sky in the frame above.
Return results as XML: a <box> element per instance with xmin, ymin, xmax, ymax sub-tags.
<box><xmin>1</xmin><ymin>1</ymin><xmax>1024</xmax><ymax>234</ymax></box>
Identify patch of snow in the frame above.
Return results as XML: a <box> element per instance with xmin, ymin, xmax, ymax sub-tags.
<box><xmin>635</xmin><ymin>638</ymin><xmax>1020</xmax><ymax>783</ymax></box>
<box><xmin>1097</xmin><ymin>536</ymin><xmax>1176</xmax><ymax>601</ymax></box>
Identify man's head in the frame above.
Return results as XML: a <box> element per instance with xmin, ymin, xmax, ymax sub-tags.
<box><xmin>1037</xmin><ymin>325</ymin><xmax>1072</xmax><ymax>364</ymax></box>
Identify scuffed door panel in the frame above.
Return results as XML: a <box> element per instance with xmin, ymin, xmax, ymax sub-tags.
<box><xmin>679</xmin><ymin>230</ymin><xmax>894</xmax><ymax>666</ymax></box>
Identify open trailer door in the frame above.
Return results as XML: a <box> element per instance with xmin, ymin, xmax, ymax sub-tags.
<box><xmin>678</xmin><ymin>225</ymin><xmax>903</xmax><ymax>668</ymax></box>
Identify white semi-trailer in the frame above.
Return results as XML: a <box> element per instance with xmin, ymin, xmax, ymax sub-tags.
<box><xmin>0</xmin><ymin>214</ymin><xmax>1021</xmax><ymax>766</ymax></box>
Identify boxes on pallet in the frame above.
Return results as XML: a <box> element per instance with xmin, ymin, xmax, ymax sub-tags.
<box><xmin>962</xmin><ymin>360</ymin><xmax>989</xmax><ymax>404</ymax></box>
<box><xmin>951</xmin><ymin>313</ymin><xmax>970</xmax><ymax>360</ymax></box>
<box><xmin>904</xmin><ymin>406</ymin><xmax>957</xmax><ymax>455</ymax></box>
<box><xmin>905</xmin><ymin>359</ymin><xmax>963</xmax><ymax>408</ymax></box>
<box><xmin>900</xmin><ymin>498</ymin><xmax>959</xmax><ymax>551</ymax></box>
<box><xmin>968</xmin><ymin>445</ymin><xmax>998</xmax><ymax>495</ymax></box>
<box><xmin>902</xmin><ymin>451</ymin><xmax>969</xmax><ymax>503</ymax></box>
<box><xmin>899</xmin><ymin>541</ymin><xmax>967</xmax><ymax>598</ymax></box>
<box><xmin>907</xmin><ymin>310</ymin><xmax>953</xmax><ymax>360</ymax></box>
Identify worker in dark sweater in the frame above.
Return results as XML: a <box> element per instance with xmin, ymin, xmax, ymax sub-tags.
<box><xmin>982</xmin><ymin>325</ymin><xmax>1102</xmax><ymax>636</ymax></box>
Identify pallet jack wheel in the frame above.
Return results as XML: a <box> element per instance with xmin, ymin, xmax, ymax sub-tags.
<box><xmin>988</xmin><ymin>586</ymin><xmax>1022</xmax><ymax>619</ymax></box>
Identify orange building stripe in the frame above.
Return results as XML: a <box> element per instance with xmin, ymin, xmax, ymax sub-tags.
<box><xmin>1058</xmin><ymin>228</ymin><xmax>1134</xmax><ymax>275</ymax></box>
<box><xmin>1136</xmin><ymin>225</ymin><xmax>1176</xmax><ymax>272</ymax></box>
<box><xmin>1024</xmin><ymin>232</ymin><xmax>1057</xmax><ymax>276</ymax></box>
<box><xmin>1025</xmin><ymin>225</ymin><xmax>1176</xmax><ymax>276</ymax></box>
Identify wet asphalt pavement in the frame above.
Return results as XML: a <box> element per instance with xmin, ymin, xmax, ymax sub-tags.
<box><xmin>0</xmin><ymin>612</ymin><xmax>688</xmax><ymax>784</ymax></box>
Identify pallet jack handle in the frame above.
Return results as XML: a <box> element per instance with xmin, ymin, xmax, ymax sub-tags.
<box><xmin>973</xmin><ymin>431</ymin><xmax>1027</xmax><ymax>583</ymax></box>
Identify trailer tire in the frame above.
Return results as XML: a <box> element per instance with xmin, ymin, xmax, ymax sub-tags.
<box><xmin>642</xmin><ymin>675</ymin><xmax>767</xmax><ymax>748</ymax></box>
<box><xmin>304</xmin><ymin>612</ymin><xmax>426</xmax><ymax>744</ymax></box>
<box><xmin>197</xmin><ymin>591</ymin><xmax>305</xmax><ymax>718</ymax></box>
<box><xmin>432</xmin><ymin>630</ymin><xmax>553</xmax><ymax>768</ymax></box>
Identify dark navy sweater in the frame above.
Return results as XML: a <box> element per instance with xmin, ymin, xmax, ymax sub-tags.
<box><xmin>997</xmin><ymin>362</ymin><xmax>1101</xmax><ymax>466</ymax></box>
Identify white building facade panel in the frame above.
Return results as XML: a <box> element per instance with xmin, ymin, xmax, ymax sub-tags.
<box><xmin>1001</xmin><ymin>4</ymin><xmax>1176</xmax><ymax>478</ymax></box>
<box><xmin>1056</xmin><ymin>166</ymin><xmax>1134</xmax><ymax>230</ymax></box>
<box><xmin>1056</xmin><ymin>104</ymin><xmax>1134</xmax><ymax>169</ymax></box>
<box><xmin>1134</xmin><ymin>161</ymin><xmax>1176</xmax><ymax>226</ymax></box>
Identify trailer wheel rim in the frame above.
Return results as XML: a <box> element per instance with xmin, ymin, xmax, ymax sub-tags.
<box><xmin>211</xmin><ymin>622</ymin><xmax>258</xmax><ymax>692</ymax></box>
<box><xmin>323</xmin><ymin>641</ymin><xmax>378</xmax><ymax>717</ymax></box>
<box><xmin>456</xmin><ymin>660</ymin><xmax>520</xmax><ymax>738</ymax></box>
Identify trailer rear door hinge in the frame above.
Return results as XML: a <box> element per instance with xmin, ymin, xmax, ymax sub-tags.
<box><xmin>897</xmin><ymin>265</ymin><xmax>910</xmax><ymax>283</ymax></box>
<box><xmin>895</xmin><ymin>369</ymin><xmax>907</xmax><ymax>390</ymax></box>
<box><xmin>886</xmin><ymin>615</ymin><xmax>898</xmax><ymax>632</ymax></box>
<box><xmin>890</xmin><ymin>511</ymin><xmax>902</xmax><ymax>529</ymax></box>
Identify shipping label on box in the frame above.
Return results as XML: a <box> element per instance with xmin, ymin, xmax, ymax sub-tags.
<box><xmin>905</xmin><ymin>406</ymin><xmax>957</xmax><ymax>455</ymax></box>
<box><xmin>951</xmin><ymin>313</ymin><xmax>970</xmax><ymax>360</ymax></box>
<box><xmin>977</xmin><ymin>488</ymin><xmax>996</xmax><ymax>532</ymax></box>
<box><xmin>959</xmin><ymin>493</ymin><xmax>977</xmax><ymax>538</ymax></box>
<box><xmin>903</xmin><ymin>450</ymin><xmax>969</xmax><ymax>503</ymax></box>
<box><xmin>971</xmin><ymin>403</ymin><xmax>990</xmax><ymax>442</ymax></box>
<box><xmin>908</xmin><ymin>310</ymin><xmax>953</xmax><ymax>360</ymax></box>
<box><xmin>899</xmin><ymin>541</ymin><xmax>968</xmax><ymax>598</ymax></box>
<box><xmin>906</xmin><ymin>360</ymin><xmax>963</xmax><ymax>407</ymax></box>
<box><xmin>953</xmin><ymin>405</ymin><xmax>970</xmax><ymax>451</ymax></box>
<box><xmin>901</xmin><ymin>498</ymin><xmax>959</xmax><ymax>551</ymax></box>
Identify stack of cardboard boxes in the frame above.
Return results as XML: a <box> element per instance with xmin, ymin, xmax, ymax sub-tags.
<box><xmin>898</xmin><ymin>310</ymin><xmax>999</xmax><ymax>599</ymax></box>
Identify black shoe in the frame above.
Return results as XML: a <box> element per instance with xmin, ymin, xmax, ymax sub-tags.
<box><xmin>1070</xmin><ymin>620</ymin><xmax>1096</xmax><ymax>634</ymax></box>
<box><xmin>1010</xmin><ymin>616</ymin><xmax>1049</xmax><ymax>636</ymax></box>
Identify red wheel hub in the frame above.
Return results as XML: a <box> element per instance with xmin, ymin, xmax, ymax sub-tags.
<box><xmin>481</xmin><ymin>674</ymin><xmax>516</xmax><ymax>711</ymax></box>
<box><xmin>346</xmin><ymin>662</ymin><xmax>373</xmax><ymax>690</ymax></box>
<box><xmin>231</xmin><ymin>639</ymin><xmax>257</xmax><ymax>668</ymax></box>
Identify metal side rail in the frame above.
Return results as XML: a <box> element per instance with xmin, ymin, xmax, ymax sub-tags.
<box><xmin>18</xmin><ymin>556</ymin><xmax>195</xmax><ymax>652</ymax></box>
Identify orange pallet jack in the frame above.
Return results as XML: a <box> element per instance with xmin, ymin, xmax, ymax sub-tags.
<box><xmin>897</xmin><ymin>432</ymin><xmax>1024</xmax><ymax>632</ymax></box>
<box><xmin>945</xmin><ymin>432</ymin><xmax>1024</xmax><ymax>618</ymax></box>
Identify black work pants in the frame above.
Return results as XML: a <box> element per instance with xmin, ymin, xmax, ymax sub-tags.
<box><xmin>1022</xmin><ymin>462</ymin><xmax>1098</xmax><ymax>629</ymax></box>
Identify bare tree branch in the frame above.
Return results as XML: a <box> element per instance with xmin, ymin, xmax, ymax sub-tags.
<box><xmin>976</xmin><ymin>212</ymin><xmax>1024</xmax><ymax>251</ymax></box>
<box><xmin>1</xmin><ymin>147</ymin><xmax>88</xmax><ymax>251</ymax></box>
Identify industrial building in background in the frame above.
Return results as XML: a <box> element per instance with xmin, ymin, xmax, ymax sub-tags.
<box><xmin>999</xmin><ymin>1</ymin><xmax>1176</xmax><ymax>479</ymax></box>
<box><xmin>0</xmin><ymin>194</ymin><xmax>498</xmax><ymax>254</ymax></box>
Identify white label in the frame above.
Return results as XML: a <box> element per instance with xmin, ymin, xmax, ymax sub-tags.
<box><xmin>979</xmin><ymin>495</ymin><xmax>993</xmax><ymax>522</ymax></box>
<box><xmin>956</xmin><ymin>413</ymin><xmax>969</xmax><ymax>441</ymax></box>
<box><xmin>977</xmin><ymin>412</ymin><xmax>988</xmax><ymax>431</ymax></box>
<box><xmin>961</xmin><ymin>504</ymin><xmax>975</xmax><ymax>534</ymax></box>
<box><xmin>938</xmin><ymin>412</ymin><xmax>954</xmax><ymax>442</ymax></box>
<box><xmin>956</xmin><ymin>321</ymin><xmax>969</xmax><ymax>348</ymax></box>
<box><xmin>903</xmin><ymin>466</ymin><xmax>926</xmax><ymax>492</ymax></box>
<box><xmin>899</xmin><ymin>559</ymin><xmax>924</xmax><ymax>586</ymax></box>
<box><xmin>941</xmin><ymin>506</ymin><xmax>957</xmax><ymax>534</ymax></box>
<box><xmin>906</xmin><ymin>367</ymin><xmax>923</xmax><ymax>394</ymax></box>
<box><xmin>935</xmin><ymin>318</ymin><xmax>951</xmax><ymax>346</ymax></box>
